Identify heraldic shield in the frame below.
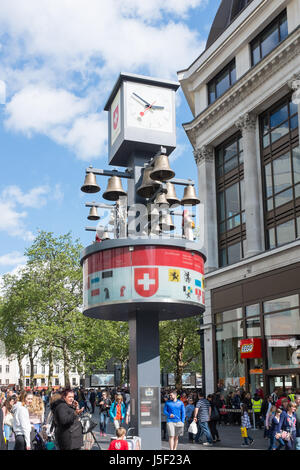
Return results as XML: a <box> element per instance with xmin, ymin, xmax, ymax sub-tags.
<box><xmin>134</xmin><ymin>267</ymin><xmax>159</xmax><ymax>298</ymax></box>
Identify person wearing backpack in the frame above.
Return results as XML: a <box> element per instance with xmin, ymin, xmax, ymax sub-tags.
<box><xmin>207</xmin><ymin>394</ymin><xmax>220</xmax><ymax>443</ymax></box>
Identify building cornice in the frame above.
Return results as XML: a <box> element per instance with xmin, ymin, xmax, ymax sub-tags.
<box><xmin>183</xmin><ymin>27</ymin><xmax>300</xmax><ymax>149</ymax></box>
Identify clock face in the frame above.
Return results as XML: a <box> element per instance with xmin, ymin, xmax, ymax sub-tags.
<box><xmin>126</xmin><ymin>82</ymin><xmax>173</xmax><ymax>133</ymax></box>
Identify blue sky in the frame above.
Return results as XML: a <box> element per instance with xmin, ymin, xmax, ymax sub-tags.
<box><xmin>0</xmin><ymin>0</ymin><xmax>221</xmax><ymax>275</ymax></box>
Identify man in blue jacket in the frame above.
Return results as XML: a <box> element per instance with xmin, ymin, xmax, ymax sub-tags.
<box><xmin>164</xmin><ymin>390</ymin><xmax>185</xmax><ymax>450</ymax></box>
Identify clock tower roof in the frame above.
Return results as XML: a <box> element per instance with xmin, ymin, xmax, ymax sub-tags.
<box><xmin>104</xmin><ymin>72</ymin><xmax>180</xmax><ymax>111</ymax></box>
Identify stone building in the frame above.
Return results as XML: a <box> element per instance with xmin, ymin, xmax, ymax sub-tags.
<box><xmin>178</xmin><ymin>0</ymin><xmax>300</xmax><ymax>394</ymax></box>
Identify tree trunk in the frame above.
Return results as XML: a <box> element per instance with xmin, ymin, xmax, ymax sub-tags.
<box><xmin>175</xmin><ymin>337</ymin><xmax>186</xmax><ymax>390</ymax></box>
<box><xmin>63</xmin><ymin>342</ymin><xmax>70</xmax><ymax>388</ymax></box>
<box><xmin>17</xmin><ymin>354</ymin><xmax>24</xmax><ymax>390</ymax></box>
<box><xmin>48</xmin><ymin>348</ymin><xmax>54</xmax><ymax>391</ymax></box>
<box><xmin>28</xmin><ymin>348</ymin><xmax>35</xmax><ymax>389</ymax></box>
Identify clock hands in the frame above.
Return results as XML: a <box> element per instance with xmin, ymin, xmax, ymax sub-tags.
<box><xmin>140</xmin><ymin>101</ymin><xmax>156</xmax><ymax>117</ymax></box>
<box><xmin>132</xmin><ymin>92</ymin><xmax>165</xmax><ymax>112</ymax></box>
<box><xmin>132</xmin><ymin>92</ymin><xmax>150</xmax><ymax>107</ymax></box>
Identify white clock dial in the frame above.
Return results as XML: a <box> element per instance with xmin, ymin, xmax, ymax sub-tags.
<box><xmin>126</xmin><ymin>82</ymin><xmax>173</xmax><ymax>133</ymax></box>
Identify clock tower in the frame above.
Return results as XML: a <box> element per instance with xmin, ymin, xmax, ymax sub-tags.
<box><xmin>104</xmin><ymin>72</ymin><xmax>180</xmax><ymax>167</ymax></box>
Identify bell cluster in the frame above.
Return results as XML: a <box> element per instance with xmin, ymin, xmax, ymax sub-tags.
<box><xmin>81</xmin><ymin>152</ymin><xmax>200</xmax><ymax>238</ymax></box>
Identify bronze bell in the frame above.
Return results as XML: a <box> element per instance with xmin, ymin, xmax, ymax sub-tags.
<box><xmin>103</xmin><ymin>176</ymin><xmax>127</xmax><ymax>201</ymax></box>
<box><xmin>159</xmin><ymin>213</ymin><xmax>175</xmax><ymax>231</ymax></box>
<box><xmin>154</xmin><ymin>192</ymin><xmax>169</xmax><ymax>206</ymax></box>
<box><xmin>81</xmin><ymin>172</ymin><xmax>100</xmax><ymax>193</ymax></box>
<box><xmin>87</xmin><ymin>206</ymin><xmax>100</xmax><ymax>221</ymax></box>
<box><xmin>181</xmin><ymin>185</ymin><xmax>200</xmax><ymax>206</ymax></box>
<box><xmin>137</xmin><ymin>167</ymin><xmax>161</xmax><ymax>198</ymax></box>
<box><xmin>165</xmin><ymin>182</ymin><xmax>180</xmax><ymax>206</ymax></box>
<box><xmin>150</xmin><ymin>154</ymin><xmax>175</xmax><ymax>182</ymax></box>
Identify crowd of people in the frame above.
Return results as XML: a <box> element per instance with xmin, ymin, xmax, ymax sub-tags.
<box><xmin>160</xmin><ymin>386</ymin><xmax>300</xmax><ymax>450</ymax></box>
<box><xmin>0</xmin><ymin>385</ymin><xmax>300</xmax><ymax>450</ymax></box>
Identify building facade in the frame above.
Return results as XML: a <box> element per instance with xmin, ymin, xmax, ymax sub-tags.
<box><xmin>178</xmin><ymin>0</ymin><xmax>300</xmax><ymax>395</ymax></box>
<box><xmin>0</xmin><ymin>341</ymin><xmax>81</xmax><ymax>389</ymax></box>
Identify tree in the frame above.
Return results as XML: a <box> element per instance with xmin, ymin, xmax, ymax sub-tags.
<box><xmin>159</xmin><ymin>316</ymin><xmax>202</xmax><ymax>390</ymax></box>
<box><xmin>24</xmin><ymin>231</ymin><xmax>85</xmax><ymax>389</ymax></box>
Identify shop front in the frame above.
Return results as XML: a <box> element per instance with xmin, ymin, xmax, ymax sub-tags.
<box><xmin>212</xmin><ymin>262</ymin><xmax>300</xmax><ymax>395</ymax></box>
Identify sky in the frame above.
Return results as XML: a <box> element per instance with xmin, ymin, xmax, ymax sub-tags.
<box><xmin>0</xmin><ymin>0</ymin><xmax>221</xmax><ymax>275</ymax></box>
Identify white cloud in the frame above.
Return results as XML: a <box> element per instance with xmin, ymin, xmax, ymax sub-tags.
<box><xmin>0</xmin><ymin>0</ymin><xmax>207</xmax><ymax>159</ymax></box>
<box><xmin>0</xmin><ymin>251</ymin><xmax>26</xmax><ymax>267</ymax></box>
<box><xmin>1</xmin><ymin>185</ymin><xmax>50</xmax><ymax>208</ymax></box>
<box><xmin>5</xmin><ymin>86</ymin><xmax>90</xmax><ymax>136</ymax></box>
<box><xmin>0</xmin><ymin>185</ymin><xmax>52</xmax><ymax>241</ymax></box>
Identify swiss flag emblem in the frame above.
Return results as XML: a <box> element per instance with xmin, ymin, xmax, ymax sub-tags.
<box><xmin>113</xmin><ymin>105</ymin><xmax>119</xmax><ymax>130</ymax></box>
<box><xmin>134</xmin><ymin>267</ymin><xmax>159</xmax><ymax>297</ymax></box>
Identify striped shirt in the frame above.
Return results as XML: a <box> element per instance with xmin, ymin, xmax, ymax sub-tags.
<box><xmin>195</xmin><ymin>399</ymin><xmax>210</xmax><ymax>422</ymax></box>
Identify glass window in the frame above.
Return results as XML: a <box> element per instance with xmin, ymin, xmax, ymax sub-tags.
<box><xmin>265</xmin><ymin>312</ymin><xmax>300</xmax><ymax>370</ymax></box>
<box><xmin>217</xmin><ymin>192</ymin><xmax>225</xmax><ymax>221</ymax></box>
<box><xmin>208</xmin><ymin>60</ymin><xmax>236</xmax><ymax>104</ymax></box>
<box><xmin>263</xmin><ymin>294</ymin><xmax>299</xmax><ymax>313</ymax></box>
<box><xmin>228</xmin><ymin>241</ymin><xmax>242</xmax><ymax>265</ymax></box>
<box><xmin>274</xmin><ymin>188</ymin><xmax>293</xmax><ymax>208</ymax></box>
<box><xmin>265</xmin><ymin>163</ymin><xmax>273</xmax><ymax>197</ymax></box>
<box><xmin>270</xmin><ymin>104</ymin><xmax>288</xmax><ymax>129</ymax></box>
<box><xmin>293</xmin><ymin>147</ymin><xmax>300</xmax><ymax>184</ymax></box>
<box><xmin>251</xmin><ymin>10</ymin><xmax>288</xmax><ymax>65</ymax></box>
<box><xmin>261</xmin><ymin>96</ymin><xmax>299</xmax><ymax>250</ymax></box>
<box><xmin>270</xmin><ymin>121</ymin><xmax>289</xmax><ymax>144</ymax></box>
<box><xmin>246</xmin><ymin>317</ymin><xmax>261</xmax><ymax>337</ymax></box>
<box><xmin>261</xmin><ymin>22</ymin><xmax>280</xmax><ymax>58</ymax></box>
<box><xmin>276</xmin><ymin>219</ymin><xmax>296</xmax><ymax>246</ymax></box>
<box><xmin>226</xmin><ymin>183</ymin><xmax>240</xmax><ymax>218</ymax></box>
<box><xmin>216</xmin><ymin>308</ymin><xmax>243</xmax><ymax>323</ymax></box>
<box><xmin>246</xmin><ymin>304</ymin><xmax>260</xmax><ymax>317</ymax></box>
<box><xmin>216</xmin><ymin>320</ymin><xmax>244</xmax><ymax>386</ymax></box>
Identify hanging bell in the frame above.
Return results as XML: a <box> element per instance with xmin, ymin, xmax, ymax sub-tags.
<box><xmin>102</xmin><ymin>231</ymin><xmax>110</xmax><ymax>240</ymax></box>
<box><xmin>181</xmin><ymin>185</ymin><xmax>200</xmax><ymax>206</ymax></box>
<box><xmin>103</xmin><ymin>176</ymin><xmax>127</xmax><ymax>201</ymax></box>
<box><xmin>87</xmin><ymin>206</ymin><xmax>100</xmax><ymax>221</ymax></box>
<box><xmin>159</xmin><ymin>213</ymin><xmax>175</xmax><ymax>231</ymax></box>
<box><xmin>165</xmin><ymin>182</ymin><xmax>180</xmax><ymax>206</ymax></box>
<box><xmin>149</xmin><ymin>154</ymin><xmax>175</xmax><ymax>182</ymax></box>
<box><xmin>81</xmin><ymin>172</ymin><xmax>100</xmax><ymax>193</ymax></box>
<box><xmin>136</xmin><ymin>167</ymin><xmax>161</xmax><ymax>198</ymax></box>
<box><xmin>154</xmin><ymin>192</ymin><xmax>169</xmax><ymax>206</ymax></box>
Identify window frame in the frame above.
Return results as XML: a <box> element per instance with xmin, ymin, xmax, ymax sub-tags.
<box><xmin>260</xmin><ymin>95</ymin><xmax>299</xmax><ymax>250</ymax></box>
<box><xmin>216</xmin><ymin>132</ymin><xmax>246</xmax><ymax>267</ymax></box>
<box><xmin>208</xmin><ymin>59</ymin><xmax>236</xmax><ymax>105</ymax></box>
<box><xmin>250</xmin><ymin>10</ymin><xmax>288</xmax><ymax>66</ymax></box>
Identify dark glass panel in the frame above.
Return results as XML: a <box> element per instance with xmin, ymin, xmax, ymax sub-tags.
<box><xmin>273</xmin><ymin>152</ymin><xmax>292</xmax><ymax>194</ymax></box>
<box><xmin>270</xmin><ymin>104</ymin><xmax>288</xmax><ymax>129</ymax></box>
<box><xmin>261</xmin><ymin>22</ymin><xmax>279</xmax><ymax>58</ymax></box>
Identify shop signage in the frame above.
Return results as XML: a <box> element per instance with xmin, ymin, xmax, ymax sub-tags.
<box><xmin>240</xmin><ymin>338</ymin><xmax>262</xmax><ymax>359</ymax></box>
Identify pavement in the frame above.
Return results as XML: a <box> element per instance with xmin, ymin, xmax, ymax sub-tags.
<box><xmin>87</xmin><ymin>411</ymin><xmax>268</xmax><ymax>451</ymax></box>
<box><xmin>7</xmin><ymin>407</ymin><xmax>268</xmax><ymax>451</ymax></box>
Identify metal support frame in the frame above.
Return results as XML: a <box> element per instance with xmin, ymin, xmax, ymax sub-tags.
<box><xmin>86</xmin><ymin>166</ymin><xmax>133</xmax><ymax>179</ymax></box>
